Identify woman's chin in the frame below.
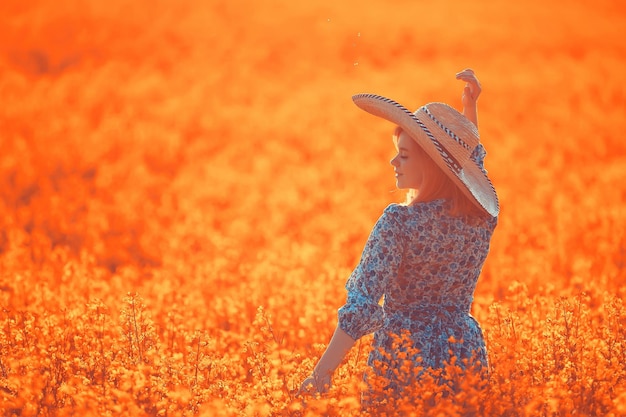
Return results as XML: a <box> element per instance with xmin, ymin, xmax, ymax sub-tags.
<box><xmin>395</xmin><ymin>180</ymin><xmax>407</xmax><ymax>189</ymax></box>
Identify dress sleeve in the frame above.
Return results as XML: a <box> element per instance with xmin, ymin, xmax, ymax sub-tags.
<box><xmin>470</xmin><ymin>143</ymin><xmax>488</xmax><ymax>175</ymax></box>
<box><xmin>337</xmin><ymin>205</ymin><xmax>405</xmax><ymax>340</ymax></box>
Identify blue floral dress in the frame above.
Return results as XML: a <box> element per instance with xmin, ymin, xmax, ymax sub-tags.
<box><xmin>337</xmin><ymin>199</ymin><xmax>497</xmax><ymax>390</ymax></box>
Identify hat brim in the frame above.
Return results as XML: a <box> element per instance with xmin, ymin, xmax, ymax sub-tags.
<box><xmin>352</xmin><ymin>93</ymin><xmax>499</xmax><ymax>217</ymax></box>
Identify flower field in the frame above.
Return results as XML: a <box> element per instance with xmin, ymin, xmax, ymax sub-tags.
<box><xmin>1</xmin><ymin>0</ymin><xmax>626</xmax><ymax>415</ymax></box>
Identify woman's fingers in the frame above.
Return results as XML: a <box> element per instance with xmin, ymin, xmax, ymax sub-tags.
<box><xmin>456</xmin><ymin>69</ymin><xmax>479</xmax><ymax>83</ymax></box>
<box><xmin>298</xmin><ymin>377</ymin><xmax>315</xmax><ymax>395</ymax></box>
<box><xmin>457</xmin><ymin>69</ymin><xmax>481</xmax><ymax>101</ymax></box>
<box><xmin>456</xmin><ymin>73</ymin><xmax>480</xmax><ymax>86</ymax></box>
<box><xmin>456</xmin><ymin>68</ymin><xmax>475</xmax><ymax>77</ymax></box>
<box><xmin>297</xmin><ymin>375</ymin><xmax>331</xmax><ymax>396</ymax></box>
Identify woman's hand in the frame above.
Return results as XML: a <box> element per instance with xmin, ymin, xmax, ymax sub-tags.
<box><xmin>456</xmin><ymin>68</ymin><xmax>482</xmax><ymax>107</ymax></box>
<box><xmin>298</xmin><ymin>373</ymin><xmax>332</xmax><ymax>396</ymax></box>
<box><xmin>456</xmin><ymin>68</ymin><xmax>481</xmax><ymax>127</ymax></box>
<box><xmin>297</xmin><ymin>326</ymin><xmax>353</xmax><ymax>396</ymax></box>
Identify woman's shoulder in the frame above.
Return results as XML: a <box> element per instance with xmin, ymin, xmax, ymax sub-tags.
<box><xmin>383</xmin><ymin>203</ymin><xmax>408</xmax><ymax>214</ymax></box>
<box><xmin>382</xmin><ymin>200</ymin><xmax>443</xmax><ymax>219</ymax></box>
<box><xmin>376</xmin><ymin>203</ymin><xmax>409</xmax><ymax>229</ymax></box>
<box><xmin>404</xmin><ymin>199</ymin><xmax>446</xmax><ymax>216</ymax></box>
<box><xmin>405</xmin><ymin>199</ymin><xmax>497</xmax><ymax>229</ymax></box>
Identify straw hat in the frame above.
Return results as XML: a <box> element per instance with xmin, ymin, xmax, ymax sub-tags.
<box><xmin>352</xmin><ymin>94</ymin><xmax>499</xmax><ymax>217</ymax></box>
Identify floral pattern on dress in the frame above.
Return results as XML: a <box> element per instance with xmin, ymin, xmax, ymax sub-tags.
<box><xmin>337</xmin><ymin>200</ymin><xmax>497</xmax><ymax>386</ymax></box>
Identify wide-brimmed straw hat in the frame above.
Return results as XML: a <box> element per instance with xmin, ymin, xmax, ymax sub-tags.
<box><xmin>352</xmin><ymin>94</ymin><xmax>499</xmax><ymax>217</ymax></box>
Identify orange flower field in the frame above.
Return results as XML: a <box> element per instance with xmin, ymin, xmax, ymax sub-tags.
<box><xmin>1</xmin><ymin>0</ymin><xmax>626</xmax><ymax>415</ymax></box>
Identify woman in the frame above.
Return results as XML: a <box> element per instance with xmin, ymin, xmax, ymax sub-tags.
<box><xmin>299</xmin><ymin>69</ymin><xmax>499</xmax><ymax>402</ymax></box>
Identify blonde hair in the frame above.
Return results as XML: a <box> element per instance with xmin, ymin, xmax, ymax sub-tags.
<box><xmin>393</xmin><ymin>126</ymin><xmax>486</xmax><ymax>218</ymax></box>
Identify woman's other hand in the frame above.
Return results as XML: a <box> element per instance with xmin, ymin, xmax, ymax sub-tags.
<box><xmin>456</xmin><ymin>68</ymin><xmax>481</xmax><ymax>127</ymax></box>
<box><xmin>298</xmin><ymin>373</ymin><xmax>332</xmax><ymax>396</ymax></box>
<box><xmin>456</xmin><ymin>68</ymin><xmax>482</xmax><ymax>107</ymax></box>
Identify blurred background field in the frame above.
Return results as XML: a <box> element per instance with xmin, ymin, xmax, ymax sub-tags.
<box><xmin>1</xmin><ymin>0</ymin><xmax>625</xmax><ymax>415</ymax></box>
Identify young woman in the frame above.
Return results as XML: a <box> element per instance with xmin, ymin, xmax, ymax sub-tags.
<box><xmin>299</xmin><ymin>69</ymin><xmax>499</xmax><ymax>402</ymax></box>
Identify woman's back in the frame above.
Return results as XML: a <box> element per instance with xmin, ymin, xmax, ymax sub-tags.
<box><xmin>357</xmin><ymin>201</ymin><xmax>498</xmax><ymax>382</ymax></box>
<box><xmin>384</xmin><ymin>200</ymin><xmax>496</xmax><ymax>315</ymax></box>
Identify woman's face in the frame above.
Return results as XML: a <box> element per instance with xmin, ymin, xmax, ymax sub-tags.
<box><xmin>390</xmin><ymin>131</ymin><xmax>424</xmax><ymax>190</ymax></box>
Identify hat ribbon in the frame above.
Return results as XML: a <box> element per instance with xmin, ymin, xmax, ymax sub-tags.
<box><xmin>413</xmin><ymin>116</ymin><xmax>463</xmax><ymax>175</ymax></box>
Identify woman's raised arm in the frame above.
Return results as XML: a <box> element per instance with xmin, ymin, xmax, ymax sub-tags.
<box><xmin>456</xmin><ymin>68</ymin><xmax>482</xmax><ymax>128</ymax></box>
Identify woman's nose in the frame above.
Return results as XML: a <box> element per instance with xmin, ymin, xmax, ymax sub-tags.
<box><xmin>390</xmin><ymin>155</ymin><xmax>399</xmax><ymax>167</ymax></box>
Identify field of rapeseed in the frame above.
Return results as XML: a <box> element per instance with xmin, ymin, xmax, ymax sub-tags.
<box><xmin>1</xmin><ymin>0</ymin><xmax>625</xmax><ymax>415</ymax></box>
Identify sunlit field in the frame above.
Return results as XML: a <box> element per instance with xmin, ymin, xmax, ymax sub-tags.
<box><xmin>1</xmin><ymin>0</ymin><xmax>626</xmax><ymax>415</ymax></box>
